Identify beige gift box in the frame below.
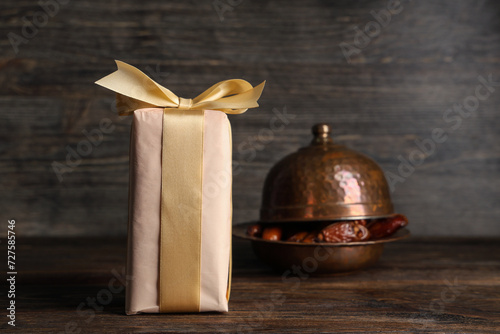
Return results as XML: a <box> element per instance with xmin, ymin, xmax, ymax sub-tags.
<box><xmin>95</xmin><ymin>61</ymin><xmax>264</xmax><ymax>314</ymax></box>
<box><xmin>126</xmin><ymin>108</ymin><xmax>232</xmax><ymax>314</ymax></box>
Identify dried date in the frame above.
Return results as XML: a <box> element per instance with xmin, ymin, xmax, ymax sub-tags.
<box><xmin>368</xmin><ymin>214</ymin><xmax>408</xmax><ymax>239</ymax></box>
<box><xmin>287</xmin><ymin>231</ymin><xmax>308</xmax><ymax>242</ymax></box>
<box><xmin>301</xmin><ymin>231</ymin><xmax>319</xmax><ymax>243</ymax></box>
<box><xmin>262</xmin><ymin>226</ymin><xmax>283</xmax><ymax>241</ymax></box>
<box><xmin>246</xmin><ymin>224</ymin><xmax>263</xmax><ymax>238</ymax></box>
<box><xmin>319</xmin><ymin>221</ymin><xmax>370</xmax><ymax>243</ymax></box>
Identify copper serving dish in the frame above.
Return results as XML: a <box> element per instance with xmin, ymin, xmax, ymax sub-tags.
<box><xmin>234</xmin><ymin>222</ymin><xmax>409</xmax><ymax>274</ymax></box>
<box><xmin>234</xmin><ymin>124</ymin><xmax>410</xmax><ymax>274</ymax></box>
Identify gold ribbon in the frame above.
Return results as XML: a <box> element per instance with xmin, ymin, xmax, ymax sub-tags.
<box><xmin>96</xmin><ymin>61</ymin><xmax>265</xmax><ymax>312</ymax></box>
<box><xmin>96</xmin><ymin>60</ymin><xmax>265</xmax><ymax>115</ymax></box>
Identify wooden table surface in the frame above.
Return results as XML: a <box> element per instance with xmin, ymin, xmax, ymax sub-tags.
<box><xmin>2</xmin><ymin>236</ymin><xmax>499</xmax><ymax>333</ymax></box>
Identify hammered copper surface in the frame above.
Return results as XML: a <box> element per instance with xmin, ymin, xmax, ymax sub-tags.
<box><xmin>260</xmin><ymin>123</ymin><xmax>394</xmax><ymax>222</ymax></box>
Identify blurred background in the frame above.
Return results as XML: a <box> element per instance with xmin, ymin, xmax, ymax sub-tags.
<box><xmin>1</xmin><ymin>0</ymin><xmax>498</xmax><ymax>237</ymax></box>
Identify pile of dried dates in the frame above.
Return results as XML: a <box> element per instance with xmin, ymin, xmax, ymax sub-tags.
<box><xmin>247</xmin><ymin>214</ymin><xmax>408</xmax><ymax>243</ymax></box>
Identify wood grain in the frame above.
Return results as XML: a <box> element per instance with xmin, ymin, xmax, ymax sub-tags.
<box><xmin>1</xmin><ymin>237</ymin><xmax>499</xmax><ymax>333</ymax></box>
<box><xmin>0</xmin><ymin>0</ymin><xmax>499</xmax><ymax>236</ymax></box>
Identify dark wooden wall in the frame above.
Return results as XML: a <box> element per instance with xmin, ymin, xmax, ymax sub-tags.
<box><xmin>1</xmin><ymin>0</ymin><xmax>499</xmax><ymax>236</ymax></box>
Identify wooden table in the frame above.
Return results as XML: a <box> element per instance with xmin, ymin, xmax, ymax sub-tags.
<box><xmin>3</xmin><ymin>237</ymin><xmax>499</xmax><ymax>333</ymax></box>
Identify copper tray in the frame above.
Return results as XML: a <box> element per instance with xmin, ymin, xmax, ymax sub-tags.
<box><xmin>233</xmin><ymin>222</ymin><xmax>410</xmax><ymax>274</ymax></box>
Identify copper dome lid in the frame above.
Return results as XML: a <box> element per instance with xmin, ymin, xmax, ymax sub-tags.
<box><xmin>260</xmin><ymin>123</ymin><xmax>394</xmax><ymax>222</ymax></box>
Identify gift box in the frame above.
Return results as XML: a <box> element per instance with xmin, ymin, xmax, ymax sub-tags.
<box><xmin>96</xmin><ymin>61</ymin><xmax>265</xmax><ymax>314</ymax></box>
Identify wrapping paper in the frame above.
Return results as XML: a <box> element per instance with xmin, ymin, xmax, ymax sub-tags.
<box><xmin>126</xmin><ymin>108</ymin><xmax>232</xmax><ymax>314</ymax></box>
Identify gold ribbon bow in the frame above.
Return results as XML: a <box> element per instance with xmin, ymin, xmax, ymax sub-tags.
<box><xmin>96</xmin><ymin>60</ymin><xmax>265</xmax><ymax>115</ymax></box>
<box><xmin>96</xmin><ymin>61</ymin><xmax>265</xmax><ymax>313</ymax></box>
